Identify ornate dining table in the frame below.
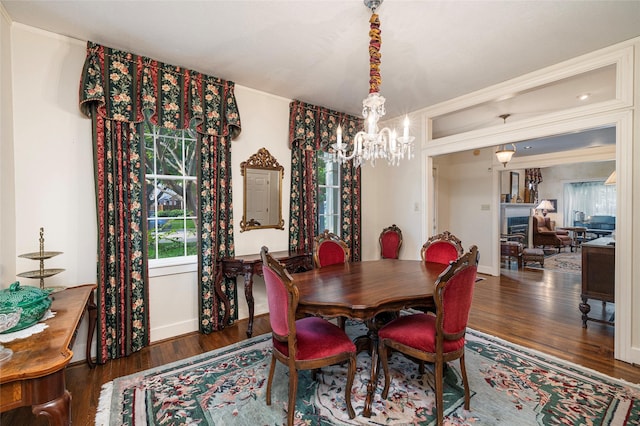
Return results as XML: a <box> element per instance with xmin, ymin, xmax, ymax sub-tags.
<box><xmin>293</xmin><ymin>259</ymin><xmax>448</xmax><ymax>417</ymax></box>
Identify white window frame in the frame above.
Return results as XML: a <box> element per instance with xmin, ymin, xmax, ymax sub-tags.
<box><xmin>145</xmin><ymin>123</ymin><xmax>198</xmax><ymax>271</ymax></box>
<box><xmin>317</xmin><ymin>152</ymin><xmax>341</xmax><ymax>235</ymax></box>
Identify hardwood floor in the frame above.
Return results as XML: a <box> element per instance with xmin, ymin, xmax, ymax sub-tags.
<box><xmin>3</xmin><ymin>264</ymin><xmax>639</xmax><ymax>425</ymax></box>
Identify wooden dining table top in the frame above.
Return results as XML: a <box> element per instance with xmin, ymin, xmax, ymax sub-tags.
<box><xmin>294</xmin><ymin>259</ymin><xmax>448</xmax><ymax>320</ymax></box>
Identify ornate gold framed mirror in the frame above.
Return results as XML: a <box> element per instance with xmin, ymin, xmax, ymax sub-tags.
<box><xmin>240</xmin><ymin>148</ymin><xmax>284</xmax><ymax>232</ymax></box>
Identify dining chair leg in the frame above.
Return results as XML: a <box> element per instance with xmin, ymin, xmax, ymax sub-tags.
<box><xmin>379</xmin><ymin>342</ymin><xmax>391</xmax><ymax>399</ymax></box>
<box><xmin>345</xmin><ymin>354</ymin><xmax>356</xmax><ymax>418</ymax></box>
<box><xmin>435</xmin><ymin>361</ymin><xmax>444</xmax><ymax>426</ymax></box>
<box><xmin>459</xmin><ymin>353</ymin><xmax>470</xmax><ymax>410</ymax></box>
<box><xmin>266</xmin><ymin>355</ymin><xmax>276</xmax><ymax>405</ymax></box>
<box><xmin>287</xmin><ymin>368</ymin><xmax>298</xmax><ymax>426</ymax></box>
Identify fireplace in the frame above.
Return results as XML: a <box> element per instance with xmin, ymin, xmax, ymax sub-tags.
<box><xmin>508</xmin><ymin>216</ymin><xmax>529</xmax><ymax>237</ymax></box>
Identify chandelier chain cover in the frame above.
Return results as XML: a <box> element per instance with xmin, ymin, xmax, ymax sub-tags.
<box><xmin>332</xmin><ymin>0</ymin><xmax>415</xmax><ymax>168</ymax></box>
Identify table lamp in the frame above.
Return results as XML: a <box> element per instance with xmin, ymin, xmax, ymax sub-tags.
<box><xmin>536</xmin><ymin>200</ymin><xmax>555</xmax><ymax>217</ymax></box>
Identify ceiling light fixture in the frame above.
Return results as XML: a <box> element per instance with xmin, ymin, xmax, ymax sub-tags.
<box><xmin>495</xmin><ymin>114</ymin><xmax>516</xmax><ymax>167</ymax></box>
<box><xmin>332</xmin><ymin>0</ymin><xmax>414</xmax><ymax>167</ymax></box>
<box><xmin>578</xmin><ymin>93</ymin><xmax>590</xmax><ymax>101</ymax></box>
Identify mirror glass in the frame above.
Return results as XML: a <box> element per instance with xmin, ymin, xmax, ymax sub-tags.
<box><xmin>240</xmin><ymin>148</ymin><xmax>284</xmax><ymax>232</ymax></box>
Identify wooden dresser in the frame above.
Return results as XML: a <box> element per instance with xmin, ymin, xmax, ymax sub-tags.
<box><xmin>580</xmin><ymin>237</ymin><xmax>615</xmax><ymax>328</ymax></box>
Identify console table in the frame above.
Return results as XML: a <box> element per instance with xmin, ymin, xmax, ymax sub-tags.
<box><xmin>0</xmin><ymin>284</ymin><xmax>97</xmax><ymax>425</ymax></box>
<box><xmin>216</xmin><ymin>251</ymin><xmax>312</xmax><ymax>337</ymax></box>
<box><xmin>580</xmin><ymin>238</ymin><xmax>615</xmax><ymax>328</ymax></box>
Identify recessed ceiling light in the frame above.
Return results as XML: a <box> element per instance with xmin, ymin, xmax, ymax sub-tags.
<box><xmin>524</xmin><ymin>146</ymin><xmax>532</xmax><ymax>150</ymax></box>
<box><xmin>577</xmin><ymin>93</ymin><xmax>590</xmax><ymax>101</ymax></box>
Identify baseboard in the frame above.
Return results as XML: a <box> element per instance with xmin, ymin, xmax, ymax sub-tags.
<box><xmin>151</xmin><ymin>319</ymin><xmax>199</xmax><ymax>343</ymax></box>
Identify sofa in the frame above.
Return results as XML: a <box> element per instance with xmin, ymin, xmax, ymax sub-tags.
<box><xmin>575</xmin><ymin>215</ymin><xmax>615</xmax><ymax>238</ymax></box>
<box><xmin>532</xmin><ymin>215</ymin><xmax>572</xmax><ymax>252</ymax></box>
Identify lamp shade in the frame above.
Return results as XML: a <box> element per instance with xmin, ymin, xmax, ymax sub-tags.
<box><xmin>495</xmin><ymin>144</ymin><xmax>516</xmax><ymax>167</ymax></box>
<box><xmin>604</xmin><ymin>170</ymin><xmax>616</xmax><ymax>185</ymax></box>
<box><xmin>536</xmin><ymin>200</ymin><xmax>555</xmax><ymax>211</ymax></box>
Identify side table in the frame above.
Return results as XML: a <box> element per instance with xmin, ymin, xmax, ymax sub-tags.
<box><xmin>0</xmin><ymin>284</ymin><xmax>97</xmax><ymax>425</ymax></box>
<box><xmin>215</xmin><ymin>251</ymin><xmax>312</xmax><ymax>336</ymax></box>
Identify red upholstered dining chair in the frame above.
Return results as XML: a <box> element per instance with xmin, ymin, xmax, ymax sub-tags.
<box><xmin>313</xmin><ymin>229</ymin><xmax>350</xmax><ymax>268</ymax></box>
<box><xmin>378</xmin><ymin>245</ymin><xmax>479</xmax><ymax>426</ymax></box>
<box><xmin>420</xmin><ymin>231</ymin><xmax>464</xmax><ymax>265</ymax></box>
<box><xmin>379</xmin><ymin>224</ymin><xmax>403</xmax><ymax>259</ymax></box>
<box><xmin>260</xmin><ymin>246</ymin><xmax>356</xmax><ymax>425</ymax></box>
<box><xmin>313</xmin><ymin>229</ymin><xmax>350</xmax><ymax>328</ymax></box>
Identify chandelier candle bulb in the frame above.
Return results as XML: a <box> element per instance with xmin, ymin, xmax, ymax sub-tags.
<box><xmin>337</xmin><ymin>124</ymin><xmax>342</xmax><ymax>144</ymax></box>
<box><xmin>403</xmin><ymin>116</ymin><xmax>409</xmax><ymax>139</ymax></box>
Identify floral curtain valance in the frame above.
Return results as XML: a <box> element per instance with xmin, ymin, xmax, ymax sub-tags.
<box><xmin>525</xmin><ymin>168</ymin><xmax>543</xmax><ymax>185</ymax></box>
<box><xmin>80</xmin><ymin>41</ymin><xmax>241</xmax><ymax>137</ymax></box>
<box><xmin>289</xmin><ymin>100</ymin><xmax>362</xmax><ymax>152</ymax></box>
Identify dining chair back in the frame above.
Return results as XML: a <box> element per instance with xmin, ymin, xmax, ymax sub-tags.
<box><xmin>420</xmin><ymin>230</ymin><xmax>464</xmax><ymax>265</ymax></box>
<box><xmin>260</xmin><ymin>246</ymin><xmax>356</xmax><ymax>425</ymax></box>
<box><xmin>378</xmin><ymin>245</ymin><xmax>479</xmax><ymax>426</ymax></box>
<box><xmin>379</xmin><ymin>224</ymin><xmax>403</xmax><ymax>259</ymax></box>
<box><xmin>313</xmin><ymin>229</ymin><xmax>350</xmax><ymax>268</ymax></box>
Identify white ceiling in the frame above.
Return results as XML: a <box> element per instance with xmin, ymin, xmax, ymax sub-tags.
<box><xmin>2</xmin><ymin>0</ymin><xmax>638</xmax><ymax>153</ymax></box>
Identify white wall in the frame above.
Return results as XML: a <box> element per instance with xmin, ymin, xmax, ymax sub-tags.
<box><xmin>0</xmin><ymin>5</ymin><xmax>16</xmax><ymax>284</ymax></box>
<box><xmin>434</xmin><ymin>148</ymin><xmax>495</xmax><ymax>267</ymax></box>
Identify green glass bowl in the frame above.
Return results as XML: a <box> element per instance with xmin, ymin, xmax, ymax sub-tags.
<box><xmin>0</xmin><ymin>282</ymin><xmax>52</xmax><ymax>333</ymax></box>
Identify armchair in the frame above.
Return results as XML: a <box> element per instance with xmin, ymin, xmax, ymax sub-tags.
<box><xmin>532</xmin><ymin>215</ymin><xmax>572</xmax><ymax>252</ymax></box>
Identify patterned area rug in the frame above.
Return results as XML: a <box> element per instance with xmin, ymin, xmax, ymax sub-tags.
<box><xmin>96</xmin><ymin>321</ymin><xmax>640</xmax><ymax>425</ymax></box>
<box><xmin>531</xmin><ymin>251</ymin><xmax>582</xmax><ymax>274</ymax></box>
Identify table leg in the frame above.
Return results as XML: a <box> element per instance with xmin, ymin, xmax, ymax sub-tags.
<box><xmin>244</xmin><ymin>271</ymin><xmax>255</xmax><ymax>338</ymax></box>
<box><xmin>214</xmin><ymin>267</ymin><xmax>231</xmax><ymax>329</ymax></box>
<box><xmin>579</xmin><ymin>296</ymin><xmax>591</xmax><ymax>328</ymax></box>
<box><xmin>32</xmin><ymin>389</ymin><xmax>71</xmax><ymax>426</ymax></box>
<box><xmin>86</xmin><ymin>291</ymin><xmax>97</xmax><ymax>368</ymax></box>
<box><xmin>352</xmin><ymin>318</ymin><xmax>381</xmax><ymax>418</ymax></box>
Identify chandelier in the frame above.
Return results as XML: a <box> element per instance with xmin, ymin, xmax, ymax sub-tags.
<box><xmin>332</xmin><ymin>0</ymin><xmax>414</xmax><ymax>167</ymax></box>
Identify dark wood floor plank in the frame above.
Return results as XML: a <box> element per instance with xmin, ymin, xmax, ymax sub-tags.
<box><xmin>2</xmin><ymin>265</ymin><xmax>639</xmax><ymax>424</ymax></box>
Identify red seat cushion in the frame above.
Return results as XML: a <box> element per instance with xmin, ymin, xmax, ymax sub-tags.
<box><xmin>378</xmin><ymin>313</ymin><xmax>465</xmax><ymax>353</ymax></box>
<box><xmin>273</xmin><ymin>316</ymin><xmax>356</xmax><ymax>360</ymax></box>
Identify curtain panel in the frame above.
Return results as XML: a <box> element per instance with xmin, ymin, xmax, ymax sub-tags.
<box><xmin>288</xmin><ymin>100</ymin><xmax>362</xmax><ymax>260</ymax></box>
<box><xmin>79</xmin><ymin>42</ymin><xmax>241</xmax><ymax>361</ymax></box>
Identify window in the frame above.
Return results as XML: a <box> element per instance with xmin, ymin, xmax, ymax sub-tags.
<box><xmin>317</xmin><ymin>152</ymin><xmax>341</xmax><ymax>235</ymax></box>
<box><xmin>144</xmin><ymin>123</ymin><xmax>198</xmax><ymax>265</ymax></box>
<box><xmin>564</xmin><ymin>180</ymin><xmax>616</xmax><ymax>225</ymax></box>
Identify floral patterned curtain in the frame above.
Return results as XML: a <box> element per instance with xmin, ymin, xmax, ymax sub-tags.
<box><xmin>79</xmin><ymin>42</ymin><xmax>241</xmax><ymax>361</ymax></box>
<box><xmin>288</xmin><ymin>100</ymin><xmax>362</xmax><ymax>260</ymax></box>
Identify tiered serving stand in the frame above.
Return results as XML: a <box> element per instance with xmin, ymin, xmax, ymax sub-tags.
<box><xmin>17</xmin><ymin>227</ymin><xmax>65</xmax><ymax>290</ymax></box>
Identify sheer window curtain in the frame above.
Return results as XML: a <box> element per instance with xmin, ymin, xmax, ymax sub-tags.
<box><xmin>288</xmin><ymin>101</ymin><xmax>362</xmax><ymax>260</ymax></box>
<box><xmin>80</xmin><ymin>42</ymin><xmax>241</xmax><ymax>362</ymax></box>
<box><xmin>564</xmin><ymin>181</ymin><xmax>616</xmax><ymax>225</ymax></box>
